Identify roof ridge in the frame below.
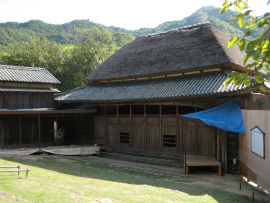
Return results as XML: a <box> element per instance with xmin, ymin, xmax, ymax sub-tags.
<box><xmin>54</xmin><ymin>84</ymin><xmax>88</xmax><ymax>96</ymax></box>
<box><xmin>0</xmin><ymin>64</ymin><xmax>45</xmax><ymax>71</ymax></box>
<box><xmin>144</xmin><ymin>21</ymin><xmax>211</xmax><ymax>37</ymax></box>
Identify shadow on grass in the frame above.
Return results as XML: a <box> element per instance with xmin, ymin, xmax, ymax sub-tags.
<box><xmin>0</xmin><ymin>154</ymin><xmax>260</xmax><ymax>203</ymax></box>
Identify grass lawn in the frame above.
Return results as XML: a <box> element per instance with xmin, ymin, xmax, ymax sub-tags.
<box><xmin>0</xmin><ymin>155</ymin><xmax>262</xmax><ymax>203</ymax></box>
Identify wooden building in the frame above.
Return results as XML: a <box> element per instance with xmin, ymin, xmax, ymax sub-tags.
<box><xmin>0</xmin><ymin>65</ymin><xmax>97</xmax><ymax>150</ymax></box>
<box><xmin>0</xmin><ymin>65</ymin><xmax>60</xmax><ymax>149</ymax></box>
<box><xmin>55</xmin><ymin>23</ymin><xmax>270</xmax><ymax>191</ymax></box>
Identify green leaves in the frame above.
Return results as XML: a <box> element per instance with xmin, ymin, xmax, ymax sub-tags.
<box><xmin>255</xmin><ymin>76</ymin><xmax>264</xmax><ymax>83</ymax></box>
<box><xmin>228</xmin><ymin>37</ymin><xmax>239</xmax><ymax>48</ymax></box>
<box><xmin>238</xmin><ymin>39</ymin><xmax>246</xmax><ymax>51</ymax></box>
<box><xmin>224</xmin><ymin>72</ymin><xmax>240</xmax><ymax>86</ymax></box>
<box><xmin>221</xmin><ymin>0</ymin><xmax>270</xmax><ymax>88</ymax></box>
<box><xmin>258</xmin><ymin>18</ymin><xmax>267</xmax><ymax>28</ymax></box>
<box><xmin>238</xmin><ymin>18</ymin><xmax>244</xmax><ymax>28</ymax></box>
<box><xmin>244</xmin><ymin>50</ymin><xmax>255</xmax><ymax>64</ymax></box>
<box><xmin>262</xmin><ymin>39</ymin><xmax>269</xmax><ymax>53</ymax></box>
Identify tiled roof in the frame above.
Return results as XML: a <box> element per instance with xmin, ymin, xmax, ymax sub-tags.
<box><xmin>0</xmin><ymin>65</ymin><xmax>60</xmax><ymax>84</ymax></box>
<box><xmin>55</xmin><ymin>71</ymin><xmax>266</xmax><ymax>103</ymax></box>
<box><xmin>0</xmin><ymin>87</ymin><xmax>60</xmax><ymax>93</ymax></box>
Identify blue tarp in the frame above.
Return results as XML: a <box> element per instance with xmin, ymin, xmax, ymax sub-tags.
<box><xmin>182</xmin><ymin>97</ymin><xmax>246</xmax><ymax>133</ymax></box>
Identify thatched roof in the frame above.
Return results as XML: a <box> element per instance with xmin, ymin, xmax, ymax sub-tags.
<box><xmin>86</xmin><ymin>22</ymin><xmax>256</xmax><ymax>82</ymax></box>
<box><xmin>56</xmin><ymin>71</ymin><xmax>267</xmax><ymax>103</ymax></box>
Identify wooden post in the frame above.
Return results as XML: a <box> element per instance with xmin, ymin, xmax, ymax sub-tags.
<box><xmin>117</xmin><ymin>105</ymin><xmax>119</xmax><ymax>147</ymax></box>
<box><xmin>195</xmin><ymin>107</ymin><xmax>198</xmax><ymax>155</ymax></box>
<box><xmin>176</xmin><ymin>106</ymin><xmax>179</xmax><ymax>153</ymax></box>
<box><xmin>130</xmin><ymin>105</ymin><xmax>132</xmax><ymax>147</ymax></box>
<box><xmin>80</xmin><ymin>117</ymin><xmax>83</xmax><ymax>145</ymax></box>
<box><xmin>217</xmin><ymin>129</ymin><xmax>221</xmax><ymax>161</ymax></box>
<box><xmin>196</xmin><ymin>123</ymin><xmax>198</xmax><ymax>155</ymax></box>
<box><xmin>0</xmin><ymin>120</ymin><xmax>4</xmax><ymax>149</ymax></box>
<box><xmin>184</xmin><ymin>120</ymin><xmax>187</xmax><ymax>174</ymax></box>
<box><xmin>19</xmin><ymin>116</ymin><xmax>22</xmax><ymax>148</ymax></box>
<box><xmin>221</xmin><ymin>131</ymin><xmax>227</xmax><ymax>174</ymax></box>
<box><xmin>38</xmin><ymin>113</ymin><xmax>41</xmax><ymax>151</ymax></box>
<box><xmin>160</xmin><ymin>105</ymin><xmax>162</xmax><ymax>152</ymax></box>
<box><xmin>181</xmin><ymin>119</ymin><xmax>184</xmax><ymax>168</ymax></box>
<box><xmin>105</xmin><ymin>105</ymin><xmax>107</xmax><ymax>146</ymax></box>
<box><xmin>144</xmin><ymin>105</ymin><xmax>147</xmax><ymax>150</ymax></box>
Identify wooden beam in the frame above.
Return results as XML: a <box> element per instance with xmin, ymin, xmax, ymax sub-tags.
<box><xmin>144</xmin><ymin>105</ymin><xmax>147</xmax><ymax>150</ymax></box>
<box><xmin>0</xmin><ymin>120</ymin><xmax>4</xmax><ymax>149</ymax></box>
<box><xmin>105</xmin><ymin>105</ymin><xmax>107</xmax><ymax>146</ymax></box>
<box><xmin>80</xmin><ymin>117</ymin><xmax>83</xmax><ymax>145</ymax></box>
<box><xmin>221</xmin><ymin>131</ymin><xmax>227</xmax><ymax>174</ymax></box>
<box><xmin>195</xmin><ymin>107</ymin><xmax>198</xmax><ymax>155</ymax></box>
<box><xmin>184</xmin><ymin>120</ymin><xmax>187</xmax><ymax>174</ymax></box>
<box><xmin>176</xmin><ymin>106</ymin><xmax>179</xmax><ymax>153</ymax></box>
<box><xmin>160</xmin><ymin>105</ymin><xmax>162</xmax><ymax>152</ymax></box>
<box><xmin>217</xmin><ymin>129</ymin><xmax>221</xmax><ymax>161</ymax></box>
<box><xmin>117</xmin><ymin>105</ymin><xmax>119</xmax><ymax>147</ymax></box>
<box><xmin>38</xmin><ymin>113</ymin><xmax>41</xmax><ymax>151</ymax></box>
<box><xmin>19</xmin><ymin>116</ymin><xmax>22</xmax><ymax>148</ymax></box>
<box><xmin>130</xmin><ymin>105</ymin><xmax>132</xmax><ymax>148</ymax></box>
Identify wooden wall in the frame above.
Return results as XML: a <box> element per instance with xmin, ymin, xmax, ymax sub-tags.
<box><xmin>240</xmin><ymin>109</ymin><xmax>270</xmax><ymax>192</ymax></box>
<box><xmin>0</xmin><ymin>92</ymin><xmax>54</xmax><ymax>109</ymax></box>
<box><xmin>0</xmin><ymin>116</ymin><xmax>55</xmax><ymax>148</ymax></box>
<box><xmin>91</xmin><ymin>112</ymin><xmax>216</xmax><ymax>158</ymax></box>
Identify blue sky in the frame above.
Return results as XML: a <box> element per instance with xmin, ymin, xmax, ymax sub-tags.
<box><xmin>0</xmin><ymin>0</ymin><xmax>269</xmax><ymax>30</ymax></box>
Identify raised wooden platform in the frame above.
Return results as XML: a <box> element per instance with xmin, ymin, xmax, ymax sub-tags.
<box><xmin>186</xmin><ymin>155</ymin><xmax>221</xmax><ymax>176</ymax></box>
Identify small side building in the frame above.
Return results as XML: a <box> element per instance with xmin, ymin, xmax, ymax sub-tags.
<box><xmin>0</xmin><ymin>65</ymin><xmax>60</xmax><ymax>148</ymax></box>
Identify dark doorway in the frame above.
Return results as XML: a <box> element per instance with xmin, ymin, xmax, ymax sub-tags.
<box><xmin>227</xmin><ymin>132</ymin><xmax>239</xmax><ymax>173</ymax></box>
<box><xmin>57</xmin><ymin>117</ymin><xmax>80</xmax><ymax>145</ymax></box>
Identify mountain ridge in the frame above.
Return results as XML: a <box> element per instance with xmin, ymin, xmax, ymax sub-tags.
<box><xmin>0</xmin><ymin>6</ymin><xmax>264</xmax><ymax>52</ymax></box>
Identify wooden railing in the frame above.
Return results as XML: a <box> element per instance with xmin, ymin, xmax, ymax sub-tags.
<box><xmin>239</xmin><ymin>179</ymin><xmax>270</xmax><ymax>202</ymax></box>
<box><xmin>0</xmin><ymin>166</ymin><xmax>30</xmax><ymax>178</ymax></box>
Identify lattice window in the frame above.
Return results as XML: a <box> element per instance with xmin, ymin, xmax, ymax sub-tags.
<box><xmin>120</xmin><ymin>132</ymin><xmax>130</xmax><ymax>144</ymax></box>
<box><xmin>163</xmin><ymin>135</ymin><xmax>176</xmax><ymax>147</ymax></box>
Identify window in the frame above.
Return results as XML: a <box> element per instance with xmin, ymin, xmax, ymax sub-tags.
<box><xmin>146</xmin><ymin>105</ymin><xmax>159</xmax><ymax>114</ymax></box>
<box><xmin>163</xmin><ymin>135</ymin><xmax>176</xmax><ymax>147</ymax></box>
<box><xmin>132</xmin><ymin>105</ymin><xmax>144</xmax><ymax>115</ymax></box>
<box><xmin>106</xmin><ymin>106</ymin><xmax>117</xmax><ymax>115</ymax></box>
<box><xmin>179</xmin><ymin>106</ymin><xmax>195</xmax><ymax>114</ymax></box>
<box><xmin>251</xmin><ymin>126</ymin><xmax>265</xmax><ymax>159</ymax></box>
<box><xmin>119</xmin><ymin>105</ymin><xmax>130</xmax><ymax>115</ymax></box>
<box><xmin>162</xmin><ymin>105</ymin><xmax>176</xmax><ymax>115</ymax></box>
<box><xmin>120</xmin><ymin>132</ymin><xmax>129</xmax><ymax>143</ymax></box>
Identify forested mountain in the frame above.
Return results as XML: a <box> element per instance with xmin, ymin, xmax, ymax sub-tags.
<box><xmin>1</xmin><ymin>6</ymin><xmax>268</xmax><ymax>91</ymax></box>
<box><xmin>0</xmin><ymin>6</ymin><xmax>265</xmax><ymax>53</ymax></box>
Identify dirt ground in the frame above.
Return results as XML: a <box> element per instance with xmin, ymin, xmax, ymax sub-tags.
<box><xmin>1</xmin><ymin>154</ymin><xmax>269</xmax><ymax>202</ymax></box>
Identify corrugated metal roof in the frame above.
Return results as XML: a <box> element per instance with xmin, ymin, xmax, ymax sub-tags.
<box><xmin>0</xmin><ymin>87</ymin><xmax>60</xmax><ymax>93</ymax></box>
<box><xmin>0</xmin><ymin>65</ymin><xmax>60</xmax><ymax>84</ymax></box>
<box><xmin>55</xmin><ymin>71</ymin><xmax>266</xmax><ymax>103</ymax></box>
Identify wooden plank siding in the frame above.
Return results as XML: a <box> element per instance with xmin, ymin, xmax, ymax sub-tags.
<box><xmin>93</xmin><ymin>116</ymin><xmax>106</xmax><ymax>145</ymax></box>
<box><xmin>0</xmin><ymin>92</ymin><xmax>54</xmax><ymax>109</ymax></box>
<box><xmin>162</xmin><ymin>117</ymin><xmax>177</xmax><ymax>153</ymax></box>
<box><xmin>91</xmin><ymin>107</ymin><xmax>217</xmax><ymax>159</ymax></box>
<box><xmin>0</xmin><ymin>116</ymin><xmax>55</xmax><ymax>148</ymax></box>
<box><xmin>106</xmin><ymin>117</ymin><xmax>117</xmax><ymax>146</ymax></box>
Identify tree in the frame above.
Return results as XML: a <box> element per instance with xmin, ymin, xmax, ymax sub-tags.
<box><xmin>0</xmin><ymin>28</ymin><xmax>117</xmax><ymax>91</ymax></box>
<box><xmin>220</xmin><ymin>0</ymin><xmax>270</xmax><ymax>87</ymax></box>
<box><xmin>70</xmin><ymin>27</ymin><xmax>116</xmax><ymax>85</ymax></box>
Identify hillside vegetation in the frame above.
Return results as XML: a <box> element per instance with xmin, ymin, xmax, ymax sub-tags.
<box><xmin>0</xmin><ymin>6</ymin><xmax>267</xmax><ymax>91</ymax></box>
<box><xmin>0</xmin><ymin>6</ymin><xmax>265</xmax><ymax>53</ymax></box>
